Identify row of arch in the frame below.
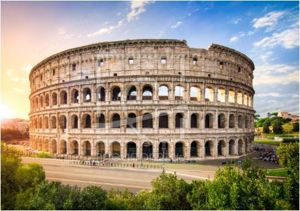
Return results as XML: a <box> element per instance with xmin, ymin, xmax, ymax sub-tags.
<box><xmin>31</xmin><ymin>138</ymin><xmax>252</xmax><ymax>158</ymax></box>
<box><xmin>31</xmin><ymin>112</ymin><xmax>253</xmax><ymax>130</ymax></box>
<box><xmin>31</xmin><ymin>84</ymin><xmax>253</xmax><ymax>110</ymax></box>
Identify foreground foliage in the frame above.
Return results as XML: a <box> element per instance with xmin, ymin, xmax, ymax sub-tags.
<box><xmin>1</xmin><ymin>143</ymin><xmax>299</xmax><ymax>210</ymax></box>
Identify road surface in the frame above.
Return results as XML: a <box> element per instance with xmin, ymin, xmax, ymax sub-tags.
<box><xmin>22</xmin><ymin>157</ymin><xmax>214</xmax><ymax>192</ymax></box>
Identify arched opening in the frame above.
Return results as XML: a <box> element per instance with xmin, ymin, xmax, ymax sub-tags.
<box><xmin>159</xmin><ymin>113</ymin><xmax>168</xmax><ymax>128</ymax></box>
<box><xmin>205</xmin><ymin>113</ymin><xmax>213</xmax><ymax>128</ymax></box>
<box><xmin>175</xmin><ymin>85</ymin><xmax>184</xmax><ymax>100</ymax></box>
<box><xmin>60</xmin><ymin>140</ymin><xmax>67</xmax><ymax>154</ymax></box>
<box><xmin>45</xmin><ymin>94</ymin><xmax>49</xmax><ymax>106</ymax></box>
<box><xmin>190</xmin><ymin>113</ymin><xmax>198</xmax><ymax>128</ymax></box>
<box><xmin>229</xmin><ymin>139</ymin><xmax>235</xmax><ymax>155</ymax></box>
<box><xmin>127</xmin><ymin>113</ymin><xmax>137</xmax><ymax>128</ymax></box>
<box><xmin>59</xmin><ymin>115</ymin><xmax>67</xmax><ymax>129</ymax></box>
<box><xmin>111</xmin><ymin>142</ymin><xmax>120</xmax><ymax>157</ymax></box>
<box><xmin>228</xmin><ymin>90</ymin><xmax>235</xmax><ymax>103</ymax></box>
<box><xmin>52</xmin><ymin>92</ymin><xmax>58</xmax><ymax>106</ymax></box>
<box><xmin>96</xmin><ymin>114</ymin><xmax>105</xmax><ymax>128</ymax></box>
<box><xmin>50</xmin><ymin>139</ymin><xmax>57</xmax><ymax>153</ymax></box>
<box><xmin>175</xmin><ymin>142</ymin><xmax>184</xmax><ymax>158</ymax></box>
<box><xmin>142</xmin><ymin>113</ymin><xmax>153</xmax><ymax>128</ymax></box>
<box><xmin>217</xmin><ymin>140</ymin><xmax>226</xmax><ymax>156</ymax></box>
<box><xmin>40</xmin><ymin>96</ymin><xmax>44</xmax><ymax>108</ymax></box>
<box><xmin>83</xmin><ymin>141</ymin><xmax>91</xmax><ymax>156</ymax></box>
<box><xmin>71</xmin><ymin>141</ymin><xmax>79</xmax><ymax>155</ymax></box>
<box><xmin>238</xmin><ymin>139</ymin><xmax>243</xmax><ymax>155</ymax></box>
<box><xmin>205</xmin><ymin>141</ymin><xmax>213</xmax><ymax>157</ymax></box>
<box><xmin>190</xmin><ymin>141</ymin><xmax>198</xmax><ymax>157</ymax></box>
<box><xmin>71</xmin><ymin>89</ymin><xmax>79</xmax><ymax>103</ymax></box>
<box><xmin>142</xmin><ymin>85</ymin><xmax>153</xmax><ymax>100</ymax></box>
<box><xmin>60</xmin><ymin>91</ymin><xmax>67</xmax><ymax>105</ymax></box>
<box><xmin>83</xmin><ymin>88</ymin><xmax>92</xmax><ymax>102</ymax></box>
<box><xmin>44</xmin><ymin>117</ymin><xmax>49</xmax><ymax>129</ymax></box>
<box><xmin>127</xmin><ymin>142</ymin><xmax>136</xmax><ymax>158</ymax></box>
<box><xmin>238</xmin><ymin>115</ymin><xmax>243</xmax><ymax>128</ymax></box>
<box><xmin>229</xmin><ymin>114</ymin><xmax>235</xmax><ymax>128</ymax></box>
<box><xmin>237</xmin><ymin>91</ymin><xmax>243</xmax><ymax>104</ymax></box>
<box><xmin>127</xmin><ymin>86</ymin><xmax>137</xmax><ymax>100</ymax></box>
<box><xmin>39</xmin><ymin>117</ymin><xmax>43</xmax><ymax>129</ymax></box>
<box><xmin>71</xmin><ymin>115</ymin><xmax>78</xmax><ymax>129</ymax></box>
<box><xmin>175</xmin><ymin>113</ymin><xmax>184</xmax><ymax>128</ymax></box>
<box><xmin>83</xmin><ymin>114</ymin><xmax>91</xmax><ymax>128</ymax></box>
<box><xmin>205</xmin><ymin>87</ymin><xmax>214</xmax><ymax>102</ymax></box>
<box><xmin>112</xmin><ymin>86</ymin><xmax>121</xmax><ymax>101</ymax></box>
<box><xmin>142</xmin><ymin>142</ymin><xmax>153</xmax><ymax>158</ymax></box>
<box><xmin>190</xmin><ymin>86</ymin><xmax>201</xmax><ymax>101</ymax></box>
<box><xmin>158</xmin><ymin>85</ymin><xmax>169</xmax><ymax>100</ymax></box>
<box><xmin>97</xmin><ymin>86</ymin><xmax>105</xmax><ymax>101</ymax></box>
<box><xmin>217</xmin><ymin>88</ymin><xmax>225</xmax><ymax>102</ymax></box>
<box><xmin>218</xmin><ymin>113</ymin><xmax>226</xmax><ymax>128</ymax></box>
<box><xmin>96</xmin><ymin>142</ymin><xmax>105</xmax><ymax>156</ymax></box>
<box><xmin>112</xmin><ymin>113</ymin><xmax>120</xmax><ymax>128</ymax></box>
<box><xmin>245</xmin><ymin>116</ymin><xmax>248</xmax><ymax>128</ymax></box>
<box><xmin>159</xmin><ymin>142</ymin><xmax>169</xmax><ymax>158</ymax></box>
<box><xmin>51</xmin><ymin>116</ymin><xmax>56</xmax><ymax>129</ymax></box>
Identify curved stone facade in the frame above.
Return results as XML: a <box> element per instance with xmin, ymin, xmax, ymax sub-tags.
<box><xmin>29</xmin><ymin>39</ymin><xmax>255</xmax><ymax>160</ymax></box>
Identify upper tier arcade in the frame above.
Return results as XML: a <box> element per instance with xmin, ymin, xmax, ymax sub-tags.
<box><xmin>29</xmin><ymin>39</ymin><xmax>255</xmax><ymax>94</ymax></box>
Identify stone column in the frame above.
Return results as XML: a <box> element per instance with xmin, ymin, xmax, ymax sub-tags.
<box><xmin>170</xmin><ymin>142</ymin><xmax>175</xmax><ymax>160</ymax></box>
<box><xmin>185</xmin><ymin>142</ymin><xmax>190</xmax><ymax>160</ymax></box>
<box><xmin>91</xmin><ymin>140</ymin><xmax>96</xmax><ymax>157</ymax></box>
<box><xmin>136</xmin><ymin>141</ymin><xmax>141</xmax><ymax>159</ymax></box>
<box><xmin>153</xmin><ymin>141</ymin><xmax>159</xmax><ymax>160</ymax></box>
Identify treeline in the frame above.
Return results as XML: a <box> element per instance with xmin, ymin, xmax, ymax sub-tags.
<box><xmin>1</xmin><ymin>128</ymin><xmax>29</xmax><ymax>140</ymax></box>
<box><xmin>255</xmin><ymin>113</ymin><xmax>299</xmax><ymax>134</ymax></box>
<box><xmin>1</xmin><ymin>143</ymin><xmax>299</xmax><ymax>210</ymax></box>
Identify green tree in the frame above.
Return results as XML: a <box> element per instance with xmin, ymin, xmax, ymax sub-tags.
<box><xmin>186</xmin><ymin>180</ymin><xmax>209</xmax><ymax>209</ymax></box>
<box><xmin>282</xmin><ymin>122</ymin><xmax>293</xmax><ymax>133</ymax></box>
<box><xmin>277</xmin><ymin>143</ymin><xmax>299</xmax><ymax>209</ymax></box>
<box><xmin>293</xmin><ymin>122</ymin><xmax>299</xmax><ymax>132</ymax></box>
<box><xmin>263</xmin><ymin>120</ymin><xmax>270</xmax><ymax>133</ymax></box>
<box><xmin>147</xmin><ymin>173</ymin><xmax>191</xmax><ymax>210</ymax></box>
<box><xmin>79</xmin><ymin>186</ymin><xmax>107</xmax><ymax>210</ymax></box>
<box><xmin>1</xmin><ymin>144</ymin><xmax>22</xmax><ymax>209</ymax></box>
<box><xmin>272</xmin><ymin>119</ymin><xmax>283</xmax><ymax>134</ymax></box>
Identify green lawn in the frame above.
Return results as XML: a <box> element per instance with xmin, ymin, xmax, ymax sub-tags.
<box><xmin>264</xmin><ymin>132</ymin><xmax>299</xmax><ymax>139</ymax></box>
<box><xmin>254</xmin><ymin>138</ymin><xmax>281</xmax><ymax>146</ymax></box>
<box><xmin>266</xmin><ymin>168</ymin><xmax>288</xmax><ymax>177</ymax></box>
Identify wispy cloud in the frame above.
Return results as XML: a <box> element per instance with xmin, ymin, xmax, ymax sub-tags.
<box><xmin>256</xmin><ymin>92</ymin><xmax>281</xmax><ymax>97</ymax></box>
<box><xmin>171</xmin><ymin>21</ymin><xmax>182</xmax><ymax>29</ymax></box>
<box><xmin>254</xmin><ymin>70</ymin><xmax>299</xmax><ymax>85</ymax></box>
<box><xmin>231</xmin><ymin>17</ymin><xmax>242</xmax><ymax>24</ymax></box>
<box><xmin>88</xmin><ymin>0</ymin><xmax>153</xmax><ymax>37</ymax></box>
<box><xmin>254</xmin><ymin>27</ymin><xmax>299</xmax><ymax>49</ymax></box>
<box><xmin>229</xmin><ymin>32</ymin><xmax>246</xmax><ymax>43</ymax></box>
<box><xmin>252</xmin><ymin>11</ymin><xmax>285</xmax><ymax>29</ymax></box>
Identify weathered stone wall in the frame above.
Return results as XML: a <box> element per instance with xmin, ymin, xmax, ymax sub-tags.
<box><xmin>29</xmin><ymin>39</ymin><xmax>255</xmax><ymax>160</ymax></box>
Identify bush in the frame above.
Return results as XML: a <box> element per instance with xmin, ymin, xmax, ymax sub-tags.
<box><xmin>293</xmin><ymin>122</ymin><xmax>299</xmax><ymax>132</ymax></box>
<box><xmin>36</xmin><ymin>152</ymin><xmax>52</xmax><ymax>158</ymax></box>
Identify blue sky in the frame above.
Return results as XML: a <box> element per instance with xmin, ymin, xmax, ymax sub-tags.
<box><xmin>1</xmin><ymin>1</ymin><xmax>299</xmax><ymax>119</ymax></box>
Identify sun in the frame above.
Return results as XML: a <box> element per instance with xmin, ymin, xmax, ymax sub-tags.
<box><xmin>0</xmin><ymin>103</ymin><xmax>15</xmax><ymax>120</ymax></box>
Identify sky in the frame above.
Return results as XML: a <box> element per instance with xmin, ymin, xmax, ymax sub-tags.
<box><xmin>1</xmin><ymin>0</ymin><xmax>299</xmax><ymax>119</ymax></box>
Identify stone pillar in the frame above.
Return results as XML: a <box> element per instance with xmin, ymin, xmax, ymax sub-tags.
<box><xmin>153</xmin><ymin>141</ymin><xmax>159</xmax><ymax>160</ymax></box>
<box><xmin>136</xmin><ymin>141</ymin><xmax>141</xmax><ymax>159</ymax></box>
<box><xmin>185</xmin><ymin>142</ymin><xmax>190</xmax><ymax>160</ymax></box>
<box><xmin>213</xmin><ymin>110</ymin><xmax>218</xmax><ymax>129</ymax></box>
<box><xmin>170</xmin><ymin>142</ymin><xmax>175</xmax><ymax>160</ymax></box>
<box><xmin>121</xmin><ymin>142</ymin><xmax>125</xmax><ymax>159</ymax></box>
<box><xmin>105</xmin><ymin>140</ymin><xmax>110</xmax><ymax>157</ymax></box>
<box><xmin>91</xmin><ymin>140</ymin><xmax>96</xmax><ymax>156</ymax></box>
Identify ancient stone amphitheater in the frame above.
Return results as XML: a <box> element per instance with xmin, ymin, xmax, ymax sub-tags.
<box><xmin>29</xmin><ymin>39</ymin><xmax>255</xmax><ymax>160</ymax></box>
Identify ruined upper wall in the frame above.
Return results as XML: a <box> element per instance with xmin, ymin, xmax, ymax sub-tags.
<box><xmin>29</xmin><ymin>39</ymin><xmax>255</xmax><ymax>92</ymax></box>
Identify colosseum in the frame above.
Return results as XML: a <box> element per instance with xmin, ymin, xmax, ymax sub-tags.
<box><xmin>29</xmin><ymin>39</ymin><xmax>255</xmax><ymax>161</ymax></box>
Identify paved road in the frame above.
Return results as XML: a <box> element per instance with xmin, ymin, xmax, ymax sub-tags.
<box><xmin>22</xmin><ymin>157</ymin><xmax>213</xmax><ymax>192</ymax></box>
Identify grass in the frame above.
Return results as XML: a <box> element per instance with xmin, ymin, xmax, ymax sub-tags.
<box><xmin>254</xmin><ymin>138</ymin><xmax>281</xmax><ymax>146</ymax></box>
<box><xmin>266</xmin><ymin>168</ymin><xmax>288</xmax><ymax>177</ymax></box>
<box><xmin>264</xmin><ymin>132</ymin><xmax>299</xmax><ymax>139</ymax></box>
